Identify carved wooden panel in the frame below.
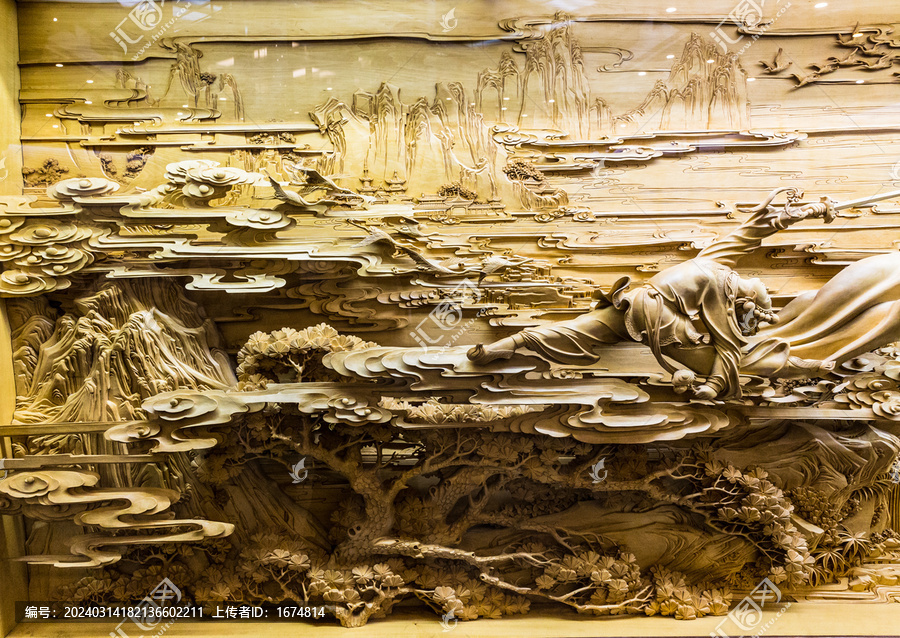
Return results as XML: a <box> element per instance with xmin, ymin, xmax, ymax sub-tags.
<box><xmin>2</xmin><ymin>0</ymin><xmax>900</xmax><ymax>631</ymax></box>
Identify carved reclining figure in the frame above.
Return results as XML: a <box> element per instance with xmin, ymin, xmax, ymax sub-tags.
<box><xmin>469</xmin><ymin>188</ymin><xmax>900</xmax><ymax>399</ymax></box>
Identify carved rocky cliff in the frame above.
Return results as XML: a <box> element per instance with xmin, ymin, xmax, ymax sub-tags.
<box><xmin>10</xmin><ymin>280</ymin><xmax>235</xmax><ymax>424</ymax></box>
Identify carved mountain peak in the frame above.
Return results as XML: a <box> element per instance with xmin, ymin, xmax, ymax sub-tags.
<box><xmin>11</xmin><ymin>281</ymin><xmax>235</xmax><ymax>424</ymax></box>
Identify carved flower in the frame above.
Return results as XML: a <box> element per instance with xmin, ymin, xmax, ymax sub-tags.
<box><xmin>237</xmin><ymin>374</ymin><xmax>269</xmax><ymax>391</ymax></box>
<box><xmin>719</xmin><ymin>506</ymin><xmax>739</xmax><ymax>521</ymax></box>
<box><xmin>288</xmin><ymin>553</ymin><xmax>310</xmax><ymax>571</ymax></box>
<box><xmin>0</xmin><ymin>270</ymin><xmax>59</xmax><ymax>294</ymax></box>
<box><xmin>535</xmin><ymin>574</ymin><xmax>556</xmax><ymax>590</ymax></box>
<box><xmin>179</xmin><ymin>165</ymin><xmax>263</xmax><ymax>201</ymax></box>
<box><xmin>164</xmin><ymin>160</ymin><xmax>218</xmax><ymax>184</ymax></box>
<box><xmin>208</xmin><ymin>582</ymin><xmax>232</xmax><ymax>601</ymax></box>
<box><xmin>243</xmin><ymin>331</ymin><xmax>272</xmax><ymax>355</ymax></box>
<box><xmin>738</xmin><ymin>506</ymin><xmax>762</xmax><ymax>522</ymax></box>
<box><xmin>371</xmin><ymin>563</ymin><xmax>394</xmax><ymax>581</ymax></box>
<box><xmin>10</xmin><ymin>220</ymin><xmax>91</xmax><ymax>245</ymax></box>
<box><xmin>144</xmin><ymin>394</ymin><xmax>218</xmax><ymax>421</ymax></box>
<box><xmin>225</xmin><ymin>208</ymin><xmax>290</xmax><ymax>230</ymax></box>
<box><xmin>267</xmin><ymin>340</ymin><xmax>291</xmax><ymax>356</ymax></box>
<box><xmin>330</xmin><ymin>334</ymin><xmax>376</xmax><ymax>352</ymax></box>
<box><xmin>480</xmin><ymin>440</ymin><xmax>520</xmax><ymax>464</ymax></box>
<box><xmin>849</xmin><ymin>373</ymin><xmax>895</xmax><ymax>392</ymax></box>
<box><xmin>351</xmin><ymin>566</ymin><xmax>374</xmax><ymax>584</ymax></box>
<box><xmin>722</xmin><ymin>465</ymin><xmax>743</xmax><ymax>482</ymax></box>
<box><xmin>306</xmin><ymin>323</ymin><xmax>340</xmax><ymax>343</ymax></box>
<box><xmin>47</xmin><ymin>177</ymin><xmax>119</xmax><ymax>200</ymax></box>
<box><xmin>708</xmin><ymin>590</ymin><xmax>731</xmax><ymax>616</ymax></box>
<box><xmin>322</xmin><ymin>569</ymin><xmax>345</xmax><ymax>588</ymax></box>
<box><xmin>0</xmin><ymin>244</ymin><xmax>31</xmax><ymax>261</ymax></box>
<box><xmin>872</xmin><ymin>391</ymin><xmax>900</xmax><ymax>420</ymax></box>
<box><xmin>1</xmin><ymin>472</ymin><xmax>56</xmax><ymax>498</ymax></box>
<box><xmin>675</xmin><ymin>605</ymin><xmax>697</xmax><ymax>620</ymax></box>
<box><xmin>265</xmin><ymin>549</ymin><xmax>291</xmax><ymax>567</ymax></box>
<box><xmin>658</xmin><ymin>599</ymin><xmax>679</xmax><ymax>615</ymax></box>
<box><xmin>18</xmin><ymin>245</ymin><xmax>93</xmax><ymax>276</ymax></box>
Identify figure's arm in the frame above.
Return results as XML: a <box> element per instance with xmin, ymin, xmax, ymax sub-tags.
<box><xmin>698</xmin><ymin>188</ymin><xmax>835</xmax><ymax>268</ymax></box>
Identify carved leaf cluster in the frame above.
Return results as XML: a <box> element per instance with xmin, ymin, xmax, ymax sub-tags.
<box><xmin>236</xmin><ymin>324</ymin><xmax>377</xmax><ymax>388</ymax></box>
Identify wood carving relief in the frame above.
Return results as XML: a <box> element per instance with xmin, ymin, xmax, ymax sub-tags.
<box><xmin>3</xmin><ymin>0</ymin><xmax>900</xmax><ymax>630</ymax></box>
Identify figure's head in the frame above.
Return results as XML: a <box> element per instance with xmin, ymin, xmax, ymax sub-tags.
<box><xmin>734</xmin><ymin>277</ymin><xmax>778</xmax><ymax>335</ymax></box>
<box><xmin>736</xmin><ymin>277</ymin><xmax>771</xmax><ymax>309</ymax></box>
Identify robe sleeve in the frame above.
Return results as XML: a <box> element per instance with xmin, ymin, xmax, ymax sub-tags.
<box><xmin>697</xmin><ymin>271</ymin><xmax>746</xmax><ymax>399</ymax></box>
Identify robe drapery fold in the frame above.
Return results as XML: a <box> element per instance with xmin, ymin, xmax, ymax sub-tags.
<box><xmin>504</xmin><ymin>191</ymin><xmax>900</xmax><ymax>398</ymax></box>
<box><xmin>755</xmin><ymin>251</ymin><xmax>900</xmax><ymax>364</ymax></box>
<box><xmin>518</xmin><ymin>259</ymin><xmax>750</xmax><ymax>398</ymax></box>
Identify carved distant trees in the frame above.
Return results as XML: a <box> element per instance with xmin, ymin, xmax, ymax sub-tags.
<box><xmin>437</xmin><ymin>182</ymin><xmax>478</xmax><ymax>200</ymax></box>
<box><xmin>99</xmin><ymin>146</ymin><xmax>154</xmax><ymax>183</ymax></box>
<box><xmin>502</xmin><ymin>159</ymin><xmax>544</xmax><ymax>183</ymax></box>
<box><xmin>22</xmin><ymin>158</ymin><xmax>70</xmax><ymax>187</ymax></box>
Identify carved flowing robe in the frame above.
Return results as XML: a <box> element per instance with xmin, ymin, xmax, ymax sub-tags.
<box><xmin>512</xmin><ymin>192</ymin><xmax>900</xmax><ymax>398</ymax></box>
<box><xmin>518</xmin><ymin>195</ymin><xmax>808</xmax><ymax>398</ymax></box>
<box><xmin>519</xmin><ymin>258</ymin><xmax>751</xmax><ymax>398</ymax></box>
<box><xmin>755</xmin><ymin>251</ymin><xmax>900</xmax><ymax>363</ymax></box>
<box><xmin>625</xmin><ymin>259</ymin><xmax>747</xmax><ymax>397</ymax></box>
